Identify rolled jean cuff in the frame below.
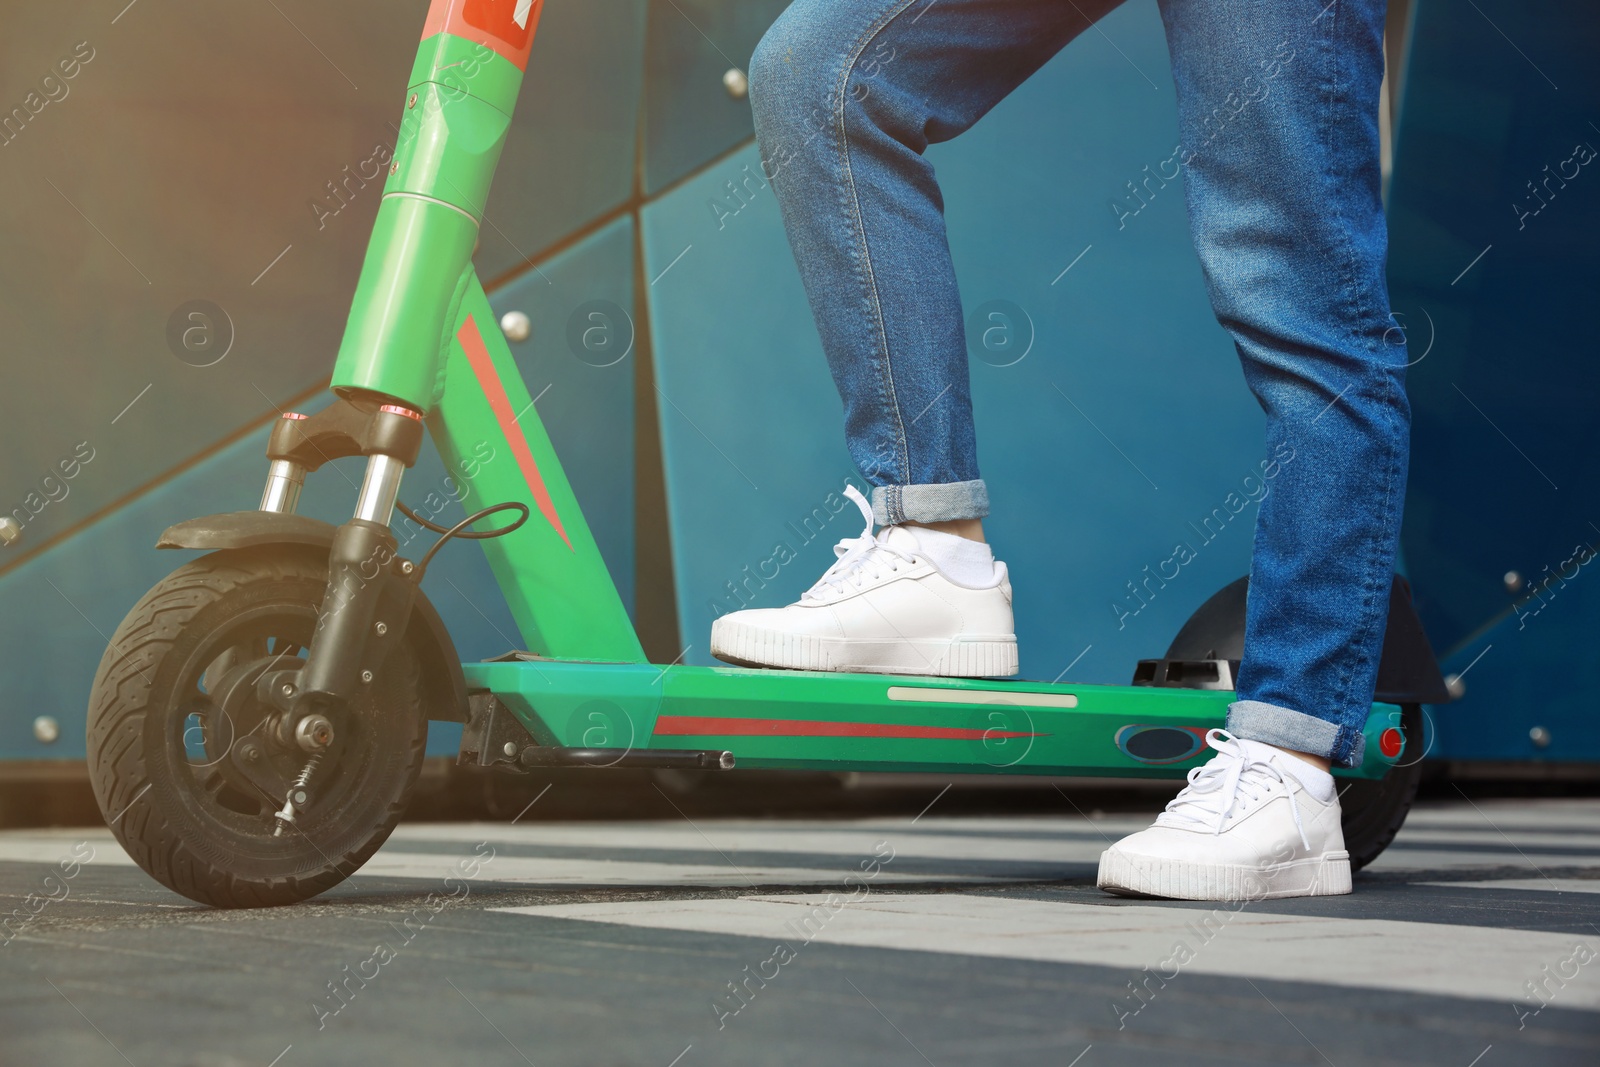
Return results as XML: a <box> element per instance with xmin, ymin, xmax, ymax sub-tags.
<box><xmin>871</xmin><ymin>479</ymin><xmax>989</xmax><ymax>525</ymax></box>
<box><xmin>1227</xmin><ymin>699</ymin><xmax>1366</xmax><ymax>768</ymax></box>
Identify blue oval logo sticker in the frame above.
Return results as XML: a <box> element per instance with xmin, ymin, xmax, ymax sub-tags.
<box><xmin>1115</xmin><ymin>725</ymin><xmax>1207</xmax><ymax>765</ymax></box>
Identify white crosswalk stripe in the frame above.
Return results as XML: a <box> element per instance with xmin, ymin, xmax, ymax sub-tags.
<box><xmin>492</xmin><ymin>891</ymin><xmax>1600</xmax><ymax>1008</ymax></box>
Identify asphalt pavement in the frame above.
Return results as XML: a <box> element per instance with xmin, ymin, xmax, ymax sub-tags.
<box><xmin>1</xmin><ymin>792</ymin><xmax>1597</xmax><ymax>1066</ymax></box>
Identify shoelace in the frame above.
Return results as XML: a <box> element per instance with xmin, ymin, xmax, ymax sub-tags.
<box><xmin>800</xmin><ymin>484</ymin><xmax>921</xmax><ymax>603</ymax></box>
<box><xmin>1154</xmin><ymin>729</ymin><xmax>1311</xmax><ymax>850</ymax></box>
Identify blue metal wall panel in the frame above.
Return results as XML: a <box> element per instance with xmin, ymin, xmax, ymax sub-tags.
<box><xmin>0</xmin><ymin>218</ymin><xmax>636</xmax><ymax>763</ymax></box>
<box><xmin>485</xmin><ymin>214</ymin><xmax>638</xmax><ymax>613</ymax></box>
<box><xmin>0</xmin><ymin>0</ymin><xmax>431</xmax><ymax>554</ymax></box>
<box><xmin>644</xmin><ymin>3</ymin><xmax>1273</xmax><ymax>684</ymax></box>
<box><xmin>1432</xmin><ymin>585</ymin><xmax>1599</xmax><ymax>763</ymax></box>
<box><xmin>1386</xmin><ymin>0</ymin><xmax>1600</xmax><ymax>761</ymax></box>
<box><xmin>0</xmin><ymin>0</ymin><xmax>641</xmax><ymax>564</ymax></box>
<box><xmin>476</xmin><ymin>0</ymin><xmax>647</xmax><ymax>278</ymax></box>
<box><xmin>641</xmin><ymin>0</ymin><xmax>788</xmax><ymax>193</ymax></box>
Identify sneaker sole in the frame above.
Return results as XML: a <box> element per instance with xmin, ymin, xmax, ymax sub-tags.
<box><xmin>1095</xmin><ymin>847</ymin><xmax>1353</xmax><ymax>901</ymax></box>
<box><xmin>710</xmin><ymin>620</ymin><xmax>1018</xmax><ymax>679</ymax></box>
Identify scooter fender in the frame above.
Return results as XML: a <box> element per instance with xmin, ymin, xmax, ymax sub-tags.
<box><xmin>157</xmin><ymin>511</ymin><xmax>469</xmax><ymax>723</ymax></box>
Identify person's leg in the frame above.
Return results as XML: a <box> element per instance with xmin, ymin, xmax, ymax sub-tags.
<box><xmin>1161</xmin><ymin>0</ymin><xmax>1409</xmax><ymax>768</ymax></box>
<box><xmin>747</xmin><ymin>0</ymin><xmax>1121</xmax><ymax>531</ymax></box>
<box><xmin>1099</xmin><ymin>0</ymin><xmax>1407</xmax><ymax>899</ymax></box>
<box><xmin>713</xmin><ymin>0</ymin><xmax>1119</xmax><ymax>677</ymax></box>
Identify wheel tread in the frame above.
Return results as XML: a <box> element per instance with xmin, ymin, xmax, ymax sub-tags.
<box><xmin>86</xmin><ymin>546</ymin><xmax>426</xmax><ymax>908</ymax></box>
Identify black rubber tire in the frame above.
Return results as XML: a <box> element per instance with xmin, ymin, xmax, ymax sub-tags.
<box><xmin>1339</xmin><ymin>703</ymin><xmax>1424</xmax><ymax>872</ymax></box>
<box><xmin>86</xmin><ymin>545</ymin><xmax>427</xmax><ymax>908</ymax></box>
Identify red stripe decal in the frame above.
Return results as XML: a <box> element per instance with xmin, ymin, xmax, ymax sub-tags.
<box><xmin>653</xmin><ymin>716</ymin><xmax>1046</xmax><ymax>740</ymax></box>
<box><xmin>457</xmin><ymin>314</ymin><xmax>572</xmax><ymax>550</ymax></box>
<box><xmin>421</xmin><ymin>0</ymin><xmax>541</xmax><ymax>70</ymax></box>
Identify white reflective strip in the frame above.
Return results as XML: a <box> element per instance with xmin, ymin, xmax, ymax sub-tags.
<box><xmin>514</xmin><ymin>0</ymin><xmax>533</xmax><ymax>28</ymax></box>
<box><xmin>886</xmin><ymin>686</ymin><xmax>1077</xmax><ymax>709</ymax></box>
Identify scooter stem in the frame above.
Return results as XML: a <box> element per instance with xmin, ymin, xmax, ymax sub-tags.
<box><xmin>330</xmin><ymin>0</ymin><xmax>545</xmax><ymax>411</ymax></box>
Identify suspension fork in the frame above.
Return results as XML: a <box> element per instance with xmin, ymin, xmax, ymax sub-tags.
<box><xmin>296</xmin><ymin>447</ymin><xmax>411</xmax><ymax>704</ymax></box>
<box><xmin>269</xmin><ymin>447</ymin><xmax>410</xmax><ymax>837</ymax></box>
<box><xmin>252</xmin><ymin>401</ymin><xmax>426</xmax><ymax>739</ymax></box>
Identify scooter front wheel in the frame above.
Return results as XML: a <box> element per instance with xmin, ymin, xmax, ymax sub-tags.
<box><xmin>86</xmin><ymin>545</ymin><xmax>427</xmax><ymax>908</ymax></box>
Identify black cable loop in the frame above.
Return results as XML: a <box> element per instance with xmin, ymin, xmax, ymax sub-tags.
<box><xmin>397</xmin><ymin>499</ymin><xmax>530</xmax><ymax>579</ymax></box>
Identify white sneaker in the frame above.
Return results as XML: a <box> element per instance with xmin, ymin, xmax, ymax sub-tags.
<box><xmin>1097</xmin><ymin>730</ymin><xmax>1352</xmax><ymax>900</ymax></box>
<box><xmin>709</xmin><ymin>485</ymin><xmax>1018</xmax><ymax>677</ymax></box>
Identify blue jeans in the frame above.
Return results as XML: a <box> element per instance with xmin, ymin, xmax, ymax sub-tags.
<box><xmin>748</xmin><ymin>0</ymin><xmax>1410</xmax><ymax>766</ymax></box>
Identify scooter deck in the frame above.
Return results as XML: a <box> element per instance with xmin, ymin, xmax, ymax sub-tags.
<box><xmin>461</xmin><ymin>659</ymin><xmax>1404</xmax><ymax>780</ymax></box>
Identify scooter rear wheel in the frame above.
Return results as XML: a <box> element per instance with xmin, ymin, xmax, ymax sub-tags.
<box><xmin>86</xmin><ymin>545</ymin><xmax>427</xmax><ymax>908</ymax></box>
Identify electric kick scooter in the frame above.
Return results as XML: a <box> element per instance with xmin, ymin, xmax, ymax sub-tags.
<box><xmin>85</xmin><ymin>0</ymin><xmax>1451</xmax><ymax>908</ymax></box>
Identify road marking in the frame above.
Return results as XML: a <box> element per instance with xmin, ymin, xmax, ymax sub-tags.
<box><xmin>388</xmin><ymin>822</ymin><xmax>1127</xmax><ymax>864</ymax></box>
<box><xmin>494</xmin><ymin>892</ymin><xmax>1600</xmax><ymax>1009</ymax></box>
<box><xmin>363</xmin><ymin>853</ymin><xmax>999</xmax><ymax>886</ymax></box>
<box><xmin>1416</xmin><ymin>878</ymin><xmax>1600</xmax><ymax>895</ymax></box>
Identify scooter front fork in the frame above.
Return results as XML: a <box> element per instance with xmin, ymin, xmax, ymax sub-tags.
<box><xmin>260</xmin><ymin>411</ymin><xmax>311</xmax><ymax>514</ymax></box>
<box><xmin>297</xmin><ymin>454</ymin><xmax>411</xmax><ymax>703</ymax></box>
<box><xmin>249</xmin><ymin>400</ymin><xmax>427</xmax><ymax>831</ymax></box>
<box><xmin>270</xmin><ymin>450</ymin><xmax>419</xmax><ymax>834</ymax></box>
<box><xmin>260</xmin><ymin>459</ymin><xmax>307</xmax><ymax>513</ymax></box>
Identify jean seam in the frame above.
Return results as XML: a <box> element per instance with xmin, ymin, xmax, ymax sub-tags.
<box><xmin>832</xmin><ymin>0</ymin><xmax>922</xmax><ymax>494</ymax></box>
<box><xmin>1317</xmin><ymin>3</ymin><xmax>1395</xmax><ymax>763</ymax></box>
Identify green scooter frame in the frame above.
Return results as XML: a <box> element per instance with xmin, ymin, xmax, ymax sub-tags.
<box><xmin>86</xmin><ymin>0</ymin><xmax>1437</xmax><ymax>908</ymax></box>
<box><xmin>339</xmin><ymin>0</ymin><xmax>1406</xmax><ymax>776</ymax></box>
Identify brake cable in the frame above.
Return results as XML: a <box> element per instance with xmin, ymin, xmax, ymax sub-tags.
<box><xmin>395</xmin><ymin>499</ymin><xmax>530</xmax><ymax>579</ymax></box>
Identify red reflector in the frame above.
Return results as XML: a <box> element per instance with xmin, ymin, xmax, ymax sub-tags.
<box><xmin>1379</xmin><ymin>727</ymin><xmax>1404</xmax><ymax>759</ymax></box>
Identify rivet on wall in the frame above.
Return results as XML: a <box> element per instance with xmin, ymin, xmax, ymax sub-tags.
<box><xmin>500</xmin><ymin>310</ymin><xmax>532</xmax><ymax>342</ymax></box>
